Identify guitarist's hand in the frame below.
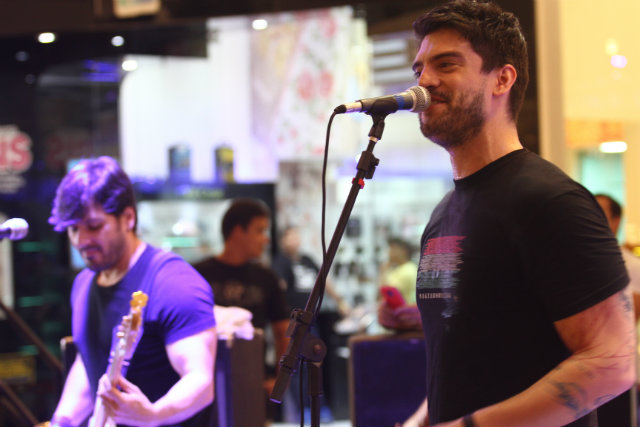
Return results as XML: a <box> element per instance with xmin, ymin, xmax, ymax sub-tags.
<box><xmin>99</xmin><ymin>375</ymin><xmax>156</xmax><ymax>427</ymax></box>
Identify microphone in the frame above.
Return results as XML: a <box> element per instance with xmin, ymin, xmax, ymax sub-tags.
<box><xmin>0</xmin><ymin>218</ymin><xmax>28</xmax><ymax>240</ymax></box>
<box><xmin>334</xmin><ymin>86</ymin><xmax>430</xmax><ymax>115</ymax></box>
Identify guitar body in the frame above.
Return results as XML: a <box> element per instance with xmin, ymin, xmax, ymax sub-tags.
<box><xmin>89</xmin><ymin>291</ymin><xmax>148</xmax><ymax>427</ymax></box>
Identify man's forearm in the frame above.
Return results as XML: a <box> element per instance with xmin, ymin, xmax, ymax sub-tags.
<box><xmin>149</xmin><ymin>371</ymin><xmax>214</xmax><ymax>426</ymax></box>
<box><xmin>52</xmin><ymin>357</ymin><xmax>94</xmax><ymax>426</ymax></box>
<box><xmin>465</xmin><ymin>351</ymin><xmax>635</xmax><ymax>427</ymax></box>
<box><xmin>458</xmin><ymin>289</ymin><xmax>637</xmax><ymax>427</ymax></box>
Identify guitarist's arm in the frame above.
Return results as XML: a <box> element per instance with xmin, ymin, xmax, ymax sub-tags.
<box><xmin>100</xmin><ymin>327</ymin><xmax>217</xmax><ymax>427</ymax></box>
<box><xmin>51</xmin><ymin>354</ymin><xmax>94</xmax><ymax>426</ymax></box>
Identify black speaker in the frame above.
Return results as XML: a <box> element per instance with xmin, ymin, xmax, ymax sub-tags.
<box><xmin>348</xmin><ymin>332</ymin><xmax>427</xmax><ymax>427</ymax></box>
<box><xmin>214</xmin><ymin>330</ymin><xmax>266</xmax><ymax>427</ymax></box>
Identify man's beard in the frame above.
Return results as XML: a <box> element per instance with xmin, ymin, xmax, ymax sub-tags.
<box><xmin>419</xmin><ymin>87</ymin><xmax>485</xmax><ymax>150</ymax></box>
<box><xmin>82</xmin><ymin>231</ymin><xmax>127</xmax><ymax>273</ymax></box>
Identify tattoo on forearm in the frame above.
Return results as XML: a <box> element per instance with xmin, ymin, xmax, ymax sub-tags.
<box><xmin>593</xmin><ymin>394</ymin><xmax>616</xmax><ymax>407</ymax></box>
<box><xmin>620</xmin><ymin>291</ymin><xmax>633</xmax><ymax>313</ymax></box>
<box><xmin>550</xmin><ymin>380</ymin><xmax>589</xmax><ymax>418</ymax></box>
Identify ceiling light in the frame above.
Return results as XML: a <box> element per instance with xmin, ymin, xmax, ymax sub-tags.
<box><xmin>604</xmin><ymin>38</ymin><xmax>618</xmax><ymax>56</ymax></box>
<box><xmin>38</xmin><ymin>32</ymin><xmax>56</xmax><ymax>44</ymax></box>
<box><xmin>610</xmin><ymin>55</ymin><xmax>627</xmax><ymax>69</ymax></box>
<box><xmin>121</xmin><ymin>58</ymin><xmax>138</xmax><ymax>72</ymax></box>
<box><xmin>252</xmin><ymin>19</ymin><xmax>268</xmax><ymax>30</ymax></box>
<box><xmin>599</xmin><ymin>141</ymin><xmax>627</xmax><ymax>153</ymax></box>
<box><xmin>111</xmin><ymin>35</ymin><xmax>125</xmax><ymax>47</ymax></box>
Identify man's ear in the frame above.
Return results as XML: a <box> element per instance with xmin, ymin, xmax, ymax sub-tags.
<box><xmin>229</xmin><ymin>224</ymin><xmax>244</xmax><ymax>240</ymax></box>
<box><xmin>493</xmin><ymin>64</ymin><xmax>517</xmax><ymax>96</ymax></box>
<box><xmin>123</xmin><ymin>206</ymin><xmax>136</xmax><ymax>231</ymax></box>
<box><xmin>611</xmin><ymin>216</ymin><xmax>622</xmax><ymax>236</ymax></box>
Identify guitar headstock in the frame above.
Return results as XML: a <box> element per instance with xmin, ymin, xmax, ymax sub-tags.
<box><xmin>130</xmin><ymin>291</ymin><xmax>149</xmax><ymax>309</ymax></box>
<box><xmin>129</xmin><ymin>291</ymin><xmax>148</xmax><ymax>331</ymax></box>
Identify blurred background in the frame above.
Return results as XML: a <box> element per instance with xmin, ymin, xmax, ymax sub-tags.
<box><xmin>0</xmin><ymin>0</ymin><xmax>637</xmax><ymax>424</ymax></box>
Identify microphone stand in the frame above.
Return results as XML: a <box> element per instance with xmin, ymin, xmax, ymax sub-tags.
<box><xmin>270</xmin><ymin>112</ymin><xmax>388</xmax><ymax>427</ymax></box>
<box><xmin>0</xmin><ymin>298</ymin><xmax>64</xmax><ymax>426</ymax></box>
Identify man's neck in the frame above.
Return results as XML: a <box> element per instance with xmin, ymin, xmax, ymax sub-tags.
<box><xmin>448</xmin><ymin>122</ymin><xmax>523</xmax><ymax>180</ymax></box>
<box><xmin>216</xmin><ymin>247</ymin><xmax>250</xmax><ymax>266</ymax></box>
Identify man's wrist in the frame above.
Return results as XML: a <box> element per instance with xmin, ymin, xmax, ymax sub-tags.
<box><xmin>50</xmin><ymin>415</ymin><xmax>75</xmax><ymax>427</ymax></box>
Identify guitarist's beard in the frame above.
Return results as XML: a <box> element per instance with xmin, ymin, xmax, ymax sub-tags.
<box><xmin>79</xmin><ymin>232</ymin><xmax>127</xmax><ymax>273</ymax></box>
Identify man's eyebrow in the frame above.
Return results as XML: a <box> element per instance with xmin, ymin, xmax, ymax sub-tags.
<box><xmin>431</xmin><ymin>51</ymin><xmax>465</xmax><ymax>62</ymax></box>
<box><xmin>413</xmin><ymin>50</ymin><xmax>466</xmax><ymax>72</ymax></box>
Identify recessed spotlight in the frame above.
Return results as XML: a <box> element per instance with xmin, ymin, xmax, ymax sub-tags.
<box><xmin>252</xmin><ymin>19</ymin><xmax>268</xmax><ymax>30</ymax></box>
<box><xmin>610</xmin><ymin>54</ymin><xmax>627</xmax><ymax>69</ymax></box>
<box><xmin>121</xmin><ymin>58</ymin><xmax>138</xmax><ymax>72</ymax></box>
<box><xmin>38</xmin><ymin>32</ymin><xmax>56</xmax><ymax>44</ymax></box>
<box><xmin>605</xmin><ymin>38</ymin><xmax>618</xmax><ymax>56</ymax></box>
<box><xmin>599</xmin><ymin>141</ymin><xmax>627</xmax><ymax>153</ymax></box>
<box><xmin>111</xmin><ymin>35</ymin><xmax>125</xmax><ymax>47</ymax></box>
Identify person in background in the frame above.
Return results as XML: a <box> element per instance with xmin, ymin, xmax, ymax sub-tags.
<box><xmin>271</xmin><ymin>224</ymin><xmax>348</xmax><ymax>423</ymax></box>
<box><xmin>48</xmin><ymin>156</ymin><xmax>217</xmax><ymax>427</ymax></box>
<box><xmin>379</xmin><ymin>236</ymin><xmax>418</xmax><ymax>305</ymax></box>
<box><xmin>193</xmin><ymin>198</ymin><xmax>290</xmax><ymax>422</ymax></box>
<box><xmin>595</xmin><ymin>193</ymin><xmax>640</xmax><ymax>317</ymax></box>
<box><xmin>273</xmin><ymin>225</ymin><xmax>349</xmax><ymax>316</ymax></box>
<box><xmin>377</xmin><ymin>236</ymin><xmax>422</xmax><ymax>332</ymax></box>
<box><xmin>594</xmin><ymin>193</ymin><xmax>640</xmax><ymax>427</ymax></box>
<box><xmin>380</xmin><ymin>1</ymin><xmax>636</xmax><ymax>426</ymax></box>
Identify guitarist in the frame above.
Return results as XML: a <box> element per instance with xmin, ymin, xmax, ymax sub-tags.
<box><xmin>48</xmin><ymin>156</ymin><xmax>217</xmax><ymax>427</ymax></box>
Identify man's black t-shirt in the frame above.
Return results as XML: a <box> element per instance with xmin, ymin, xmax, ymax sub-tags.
<box><xmin>193</xmin><ymin>257</ymin><xmax>290</xmax><ymax>329</ymax></box>
<box><xmin>416</xmin><ymin>149</ymin><xmax>628</xmax><ymax>425</ymax></box>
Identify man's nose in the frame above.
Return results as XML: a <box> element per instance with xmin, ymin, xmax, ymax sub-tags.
<box><xmin>417</xmin><ymin>69</ymin><xmax>438</xmax><ymax>91</ymax></box>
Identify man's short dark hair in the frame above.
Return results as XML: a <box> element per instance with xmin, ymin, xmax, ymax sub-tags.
<box><xmin>49</xmin><ymin>156</ymin><xmax>137</xmax><ymax>232</ymax></box>
<box><xmin>413</xmin><ymin>0</ymin><xmax>529</xmax><ymax>122</ymax></box>
<box><xmin>388</xmin><ymin>236</ymin><xmax>414</xmax><ymax>258</ymax></box>
<box><xmin>221</xmin><ymin>198</ymin><xmax>271</xmax><ymax>241</ymax></box>
<box><xmin>594</xmin><ymin>193</ymin><xmax>623</xmax><ymax>220</ymax></box>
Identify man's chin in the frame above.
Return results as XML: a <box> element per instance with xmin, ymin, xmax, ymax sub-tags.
<box><xmin>83</xmin><ymin>258</ymin><xmax>103</xmax><ymax>272</ymax></box>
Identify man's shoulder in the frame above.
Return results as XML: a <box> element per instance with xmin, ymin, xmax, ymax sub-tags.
<box><xmin>247</xmin><ymin>259</ymin><xmax>279</xmax><ymax>275</ymax></box>
<box><xmin>492</xmin><ymin>150</ymin><xmax>590</xmax><ymax>209</ymax></box>
<box><xmin>194</xmin><ymin>256</ymin><xmax>277</xmax><ymax>277</ymax></box>
<box><xmin>511</xmin><ymin>150</ymin><xmax>577</xmax><ymax>186</ymax></box>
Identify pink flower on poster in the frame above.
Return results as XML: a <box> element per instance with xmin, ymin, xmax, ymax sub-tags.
<box><xmin>297</xmin><ymin>71</ymin><xmax>314</xmax><ymax>100</ymax></box>
<box><xmin>318</xmin><ymin>71</ymin><xmax>334</xmax><ymax>98</ymax></box>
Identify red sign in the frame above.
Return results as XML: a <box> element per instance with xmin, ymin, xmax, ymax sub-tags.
<box><xmin>0</xmin><ymin>126</ymin><xmax>33</xmax><ymax>174</ymax></box>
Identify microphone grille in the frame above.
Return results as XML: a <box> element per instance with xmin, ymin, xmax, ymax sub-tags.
<box><xmin>408</xmin><ymin>86</ymin><xmax>430</xmax><ymax>112</ymax></box>
<box><xmin>4</xmin><ymin>218</ymin><xmax>28</xmax><ymax>240</ymax></box>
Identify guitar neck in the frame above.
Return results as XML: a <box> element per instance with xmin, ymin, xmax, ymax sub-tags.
<box><xmin>89</xmin><ymin>291</ymin><xmax>148</xmax><ymax>427</ymax></box>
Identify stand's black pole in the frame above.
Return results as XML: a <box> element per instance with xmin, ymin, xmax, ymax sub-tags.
<box><xmin>0</xmin><ymin>299</ymin><xmax>64</xmax><ymax>426</ymax></box>
<box><xmin>0</xmin><ymin>299</ymin><xmax>64</xmax><ymax>375</ymax></box>
<box><xmin>270</xmin><ymin>113</ymin><xmax>387</xmax><ymax>427</ymax></box>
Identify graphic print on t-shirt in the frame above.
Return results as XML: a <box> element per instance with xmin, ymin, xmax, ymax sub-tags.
<box><xmin>213</xmin><ymin>279</ymin><xmax>265</xmax><ymax>309</ymax></box>
<box><xmin>417</xmin><ymin>235</ymin><xmax>465</xmax><ymax>318</ymax></box>
<box><xmin>292</xmin><ymin>263</ymin><xmax>316</xmax><ymax>291</ymax></box>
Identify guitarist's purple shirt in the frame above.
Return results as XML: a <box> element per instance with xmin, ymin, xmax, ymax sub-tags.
<box><xmin>70</xmin><ymin>245</ymin><xmax>216</xmax><ymax>422</ymax></box>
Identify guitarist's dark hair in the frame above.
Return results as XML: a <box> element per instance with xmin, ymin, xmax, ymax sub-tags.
<box><xmin>49</xmin><ymin>156</ymin><xmax>137</xmax><ymax>232</ymax></box>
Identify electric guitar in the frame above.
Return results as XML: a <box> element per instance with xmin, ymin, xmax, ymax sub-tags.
<box><xmin>89</xmin><ymin>291</ymin><xmax>148</xmax><ymax>427</ymax></box>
